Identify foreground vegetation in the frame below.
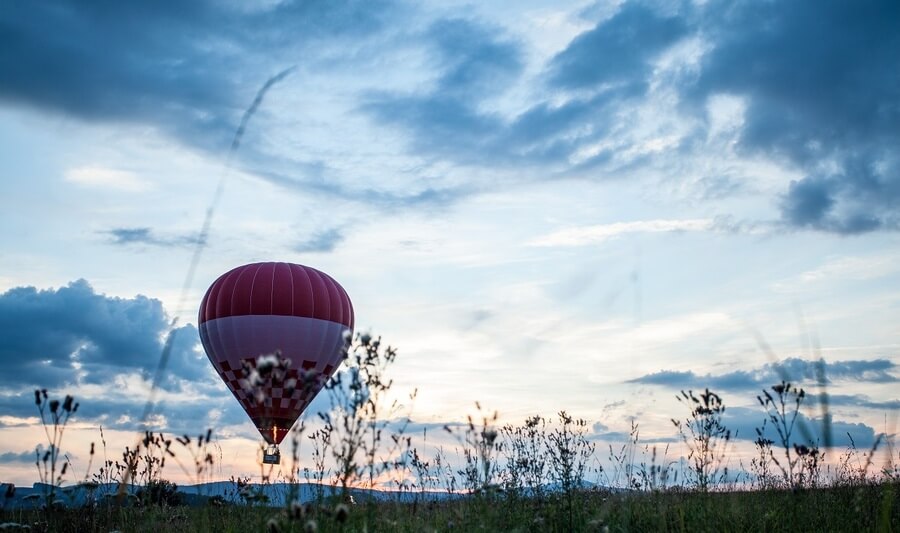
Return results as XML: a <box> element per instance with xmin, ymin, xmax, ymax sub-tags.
<box><xmin>2</xmin><ymin>482</ymin><xmax>897</xmax><ymax>532</ymax></box>
<box><xmin>2</xmin><ymin>333</ymin><xmax>898</xmax><ymax>531</ymax></box>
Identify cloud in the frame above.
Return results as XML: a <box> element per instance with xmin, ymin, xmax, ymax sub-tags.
<box><xmin>104</xmin><ymin>227</ymin><xmax>205</xmax><ymax>248</ymax></box>
<box><xmin>362</xmin><ymin>17</ymin><xmax>526</xmax><ymax>166</ymax></box>
<box><xmin>0</xmin><ymin>450</ymin><xmax>35</xmax><ymax>463</ymax></box>
<box><xmin>629</xmin><ymin>357</ymin><xmax>899</xmax><ymax>392</ymax></box>
<box><xmin>428</xmin><ymin>18</ymin><xmax>524</xmax><ymax>98</ymax></box>
<box><xmin>723</xmin><ymin>406</ymin><xmax>879</xmax><ymax>448</ymax></box>
<box><xmin>546</xmin><ymin>2</ymin><xmax>687</xmax><ymax>91</ymax></box>
<box><xmin>0</xmin><ymin>0</ymin><xmax>400</xmax><ymax>152</ymax></box>
<box><xmin>253</xmin><ymin>167</ymin><xmax>474</xmax><ymax>211</ymax></box>
<box><xmin>687</xmin><ymin>0</ymin><xmax>900</xmax><ymax>233</ymax></box>
<box><xmin>0</xmin><ymin>280</ymin><xmax>207</xmax><ymax>390</ymax></box>
<box><xmin>293</xmin><ymin>228</ymin><xmax>344</xmax><ymax>254</ymax></box>
<box><xmin>530</xmin><ymin>218</ymin><xmax>714</xmax><ymax>246</ymax></box>
<box><xmin>64</xmin><ymin>166</ymin><xmax>150</xmax><ymax>192</ymax></box>
<box><xmin>815</xmin><ymin>394</ymin><xmax>900</xmax><ymax>412</ymax></box>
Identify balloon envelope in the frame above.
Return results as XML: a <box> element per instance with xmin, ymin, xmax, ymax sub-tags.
<box><xmin>198</xmin><ymin>262</ymin><xmax>354</xmax><ymax>445</ymax></box>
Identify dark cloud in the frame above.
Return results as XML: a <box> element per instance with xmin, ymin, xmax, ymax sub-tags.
<box><xmin>723</xmin><ymin>407</ymin><xmax>879</xmax><ymax>449</ymax></box>
<box><xmin>629</xmin><ymin>358</ymin><xmax>898</xmax><ymax>397</ymax></box>
<box><xmin>429</xmin><ymin>18</ymin><xmax>523</xmax><ymax>98</ymax></box>
<box><xmin>363</xmin><ymin>5</ymin><xmax>682</xmax><ymax>170</ymax></box>
<box><xmin>364</xmin><ymin>1</ymin><xmax>899</xmax><ymax>233</ymax></box>
<box><xmin>547</xmin><ymin>2</ymin><xmax>687</xmax><ymax>91</ymax></box>
<box><xmin>104</xmin><ymin>227</ymin><xmax>205</xmax><ymax>248</ymax></box>
<box><xmin>294</xmin><ymin>228</ymin><xmax>344</xmax><ymax>254</ymax></box>
<box><xmin>362</xmin><ymin>17</ymin><xmax>525</xmax><ymax>166</ymax></box>
<box><xmin>0</xmin><ymin>385</ymin><xmax>251</xmax><ymax>447</ymax></box>
<box><xmin>780</xmin><ymin>163</ymin><xmax>898</xmax><ymax>234</ymax></box>
<box><xmin>0</xmin><ymin>0</ymin><xmax>399</xmax><ymax>151</ymax></box>
<box><xmin>0</xmin><ymin>280</ymin><xmax>206</xmax><ymax>390</ymax></box>
<box><xmin>0</xmin><ymin>450</ymin><xmax>35</xmax><ymax>463</ymax></box>
<box><xmin>688</xmin><ymin>0</ymin><xmax>900</xmax><ymax>233</ymax></box>
<box><xmin>815</xmin><ymin>394</ymin><xmax>900</xmax><ymax>412</ymax></box>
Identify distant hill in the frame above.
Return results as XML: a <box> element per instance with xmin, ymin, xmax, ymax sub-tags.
<box><xmin>0</xmin><ymin>481</ymin><xmax>460</xmax><ymax>510</ymax></box>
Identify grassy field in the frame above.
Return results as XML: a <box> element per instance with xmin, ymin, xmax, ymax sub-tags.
<box><xmin>3</xmin><ymin>334</ymin><xmax>898</xmax><ymax>531</ymax></box>
<box><xmin>1</xmin><ymin>482</ymin><xmax>897</xmax><ymax>532</ymax></box>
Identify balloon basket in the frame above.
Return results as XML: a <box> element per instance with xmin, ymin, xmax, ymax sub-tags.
<box><xmin>263</xmin><ymin>444</ymin><xmax>281</xmax><ymax>465</ymax></box>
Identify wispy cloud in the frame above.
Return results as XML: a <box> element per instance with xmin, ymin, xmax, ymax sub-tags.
<box><xmin>104</xmin><ymin>227</ymin><xmax>205</xmax><ymax>248</ymax></box>
<box><xmin>530</xmin><ymin>218</ymin><xmax>714</xmax><ymax>247</ymax></box>
<box><xmin>294</xmin><ymin>227</ymin><xmax>344</xmax><ymax>254</ymax></box>
<box><xmin>630</xmin><ymin>357</ymin><xmax>899</xmax><ymax>391</ymax></box>
<box><xmin>64</xmin><ymin>166</ymin><xmax>150</xmax><ymax>192</ymax></box>
<box><xmin>797</xmin><ymin>255</ymin><xmax>900</xmax><ymax>284</ymax></box>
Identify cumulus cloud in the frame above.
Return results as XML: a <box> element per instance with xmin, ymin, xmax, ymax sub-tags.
<box><xmin>0</xmin><ymin>280</ymin><xmax>207</xmax><ymax>390</ymax></box>
<box><xmin>0</xmin><ymin>450</ymin><xmax>35</xmax><ymax>463</ymax></box>
<box><xmin>724</xmin><ymin>406</ymin><xmax>879</xmax><ymax>448</ymax></box>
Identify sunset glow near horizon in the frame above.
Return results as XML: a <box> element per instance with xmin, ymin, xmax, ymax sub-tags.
<box><xmin>1</xmin><ymin>0</ymin><xmax>898</xmax><ymax>486</ymax></box>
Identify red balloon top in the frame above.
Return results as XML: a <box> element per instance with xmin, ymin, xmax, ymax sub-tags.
<box><xmin>198</xmin><ymin>262</ymin><xmax>354</xmax><ymax>328</ymax></box>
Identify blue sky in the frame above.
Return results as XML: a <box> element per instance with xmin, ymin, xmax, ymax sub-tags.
<box><xmin>1</xmin><ymin>0</ymin><xmax>898</xmax><ymax>485</ymax></box>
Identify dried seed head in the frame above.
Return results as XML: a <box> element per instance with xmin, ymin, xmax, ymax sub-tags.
<box><xmin>257</xmin><ymin>354</ymin><xmax>279</xmax><ymax>376</ymax></box>
<box><xmin>334</xmin><ymin>503</ymin><xmax>349</xmax><ymax>523</ymax></box>
<box><xmin>289</xmin><ymin>500</ymin><xmax>305</xmax><ymax>520</ymax></box>
<box><xmin>304</xmin><ymin>519</ymin><xmax>318</xmax><ymax>533</ymax></box>
<box><xmin>49</xmin><ymin>400</ymin><xmax>59</xmax><ymax>413</ymax></box>
<box><xmin>266</xmin><ymin>517</ymin><xmax>281</xmax><ymax>533</ymax></box>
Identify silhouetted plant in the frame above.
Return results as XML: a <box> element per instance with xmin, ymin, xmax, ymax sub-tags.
<box><xmin>672</xmin><ymin>388</ymin><xmax>732</xmax><ymax>491</ymax></box>
<box><xmin>750</xmin><ymin>418</ymin><xmax>778</xmax><ymax>490</ymax></box>
<box><xmin>794</xmin><ymin>443</ymin><xmax>825</xmax><ymax>488</ymax></box>
<box><xmin>607</xmin><ymin>420</ymin><xmax>642</xmax><ymax>490</ymax></box>
<box><xmin>450</xmin><ymin>403</ymin><xmax>501</xmax><ymax>494</ymax></box>
<box><xmin>303</xmin><ymin>331</ymin><xmax>406</xmax><ymax>502</ymax></box>
<box><xmin>837</xmin><ymin>433</ymin><xmax>884</xmax><ymax>486</ymax></box>
<box><xmin>757</xmin><ymin>381</ymin><xmax>806</xmax><ymax>487</ymax></box>
<box><xmin>501</xmin><ymin>415</ymin><xmax>548</xmax><ymax>501</ymax></box>
<box><xmin>33</xmin><ymin>389</ymin><xmax>79</xmax><ymax>505</ymax></box>
<box><xmin>172</xmin><ymin>429</ymin><xmax>217</xmax><ymax>488</ymax></box>
<box><xmin>546</xmin><ymin>411</ymin><xmax>595</xmax><ymax>531</ymax></box>
<box><xmin>637</xmin><ymin>443</ymin><xmax>676</xmax><ymax>492</ymax></box>
<box><xmin>135</xmin><ymin>478</ymin><xmax>182</xmax><ymax>507</ymax></box>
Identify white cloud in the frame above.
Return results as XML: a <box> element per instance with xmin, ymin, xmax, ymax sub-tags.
<box><xmin>771</xmin><ymin>253</ymin><xmax>900</xmax><ymax>293</ymax></box>
<box><xmin>797</xmin><ymin>255</ymin><xmax>900</xmax><ymax>283</ymax></box>
<box><xmin>64</xmin><ymin>165</ymin><xmax>150</xmax><ymax>192</ymax></box>
<box><xmin>529</xmin><ymin>218</ymin><xmax>714</xmax><ymax>247</ymax></box>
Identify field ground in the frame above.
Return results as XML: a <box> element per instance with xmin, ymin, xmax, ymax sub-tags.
<box><xmin>1</xmin><ymin>482</ymin><xmax>897</xmax><ymax>532</ymax></box>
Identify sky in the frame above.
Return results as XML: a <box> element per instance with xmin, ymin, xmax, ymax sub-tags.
<box><xmin>1</xmin><ymin>0</ymin><xmax>898</xmax><ymax>487</ymax></box>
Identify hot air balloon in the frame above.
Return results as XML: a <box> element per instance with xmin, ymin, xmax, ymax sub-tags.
<box><xmin>198</xmin><ymin>262</ymin><xmax>354</xmax><ymax>463</ymax></box>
